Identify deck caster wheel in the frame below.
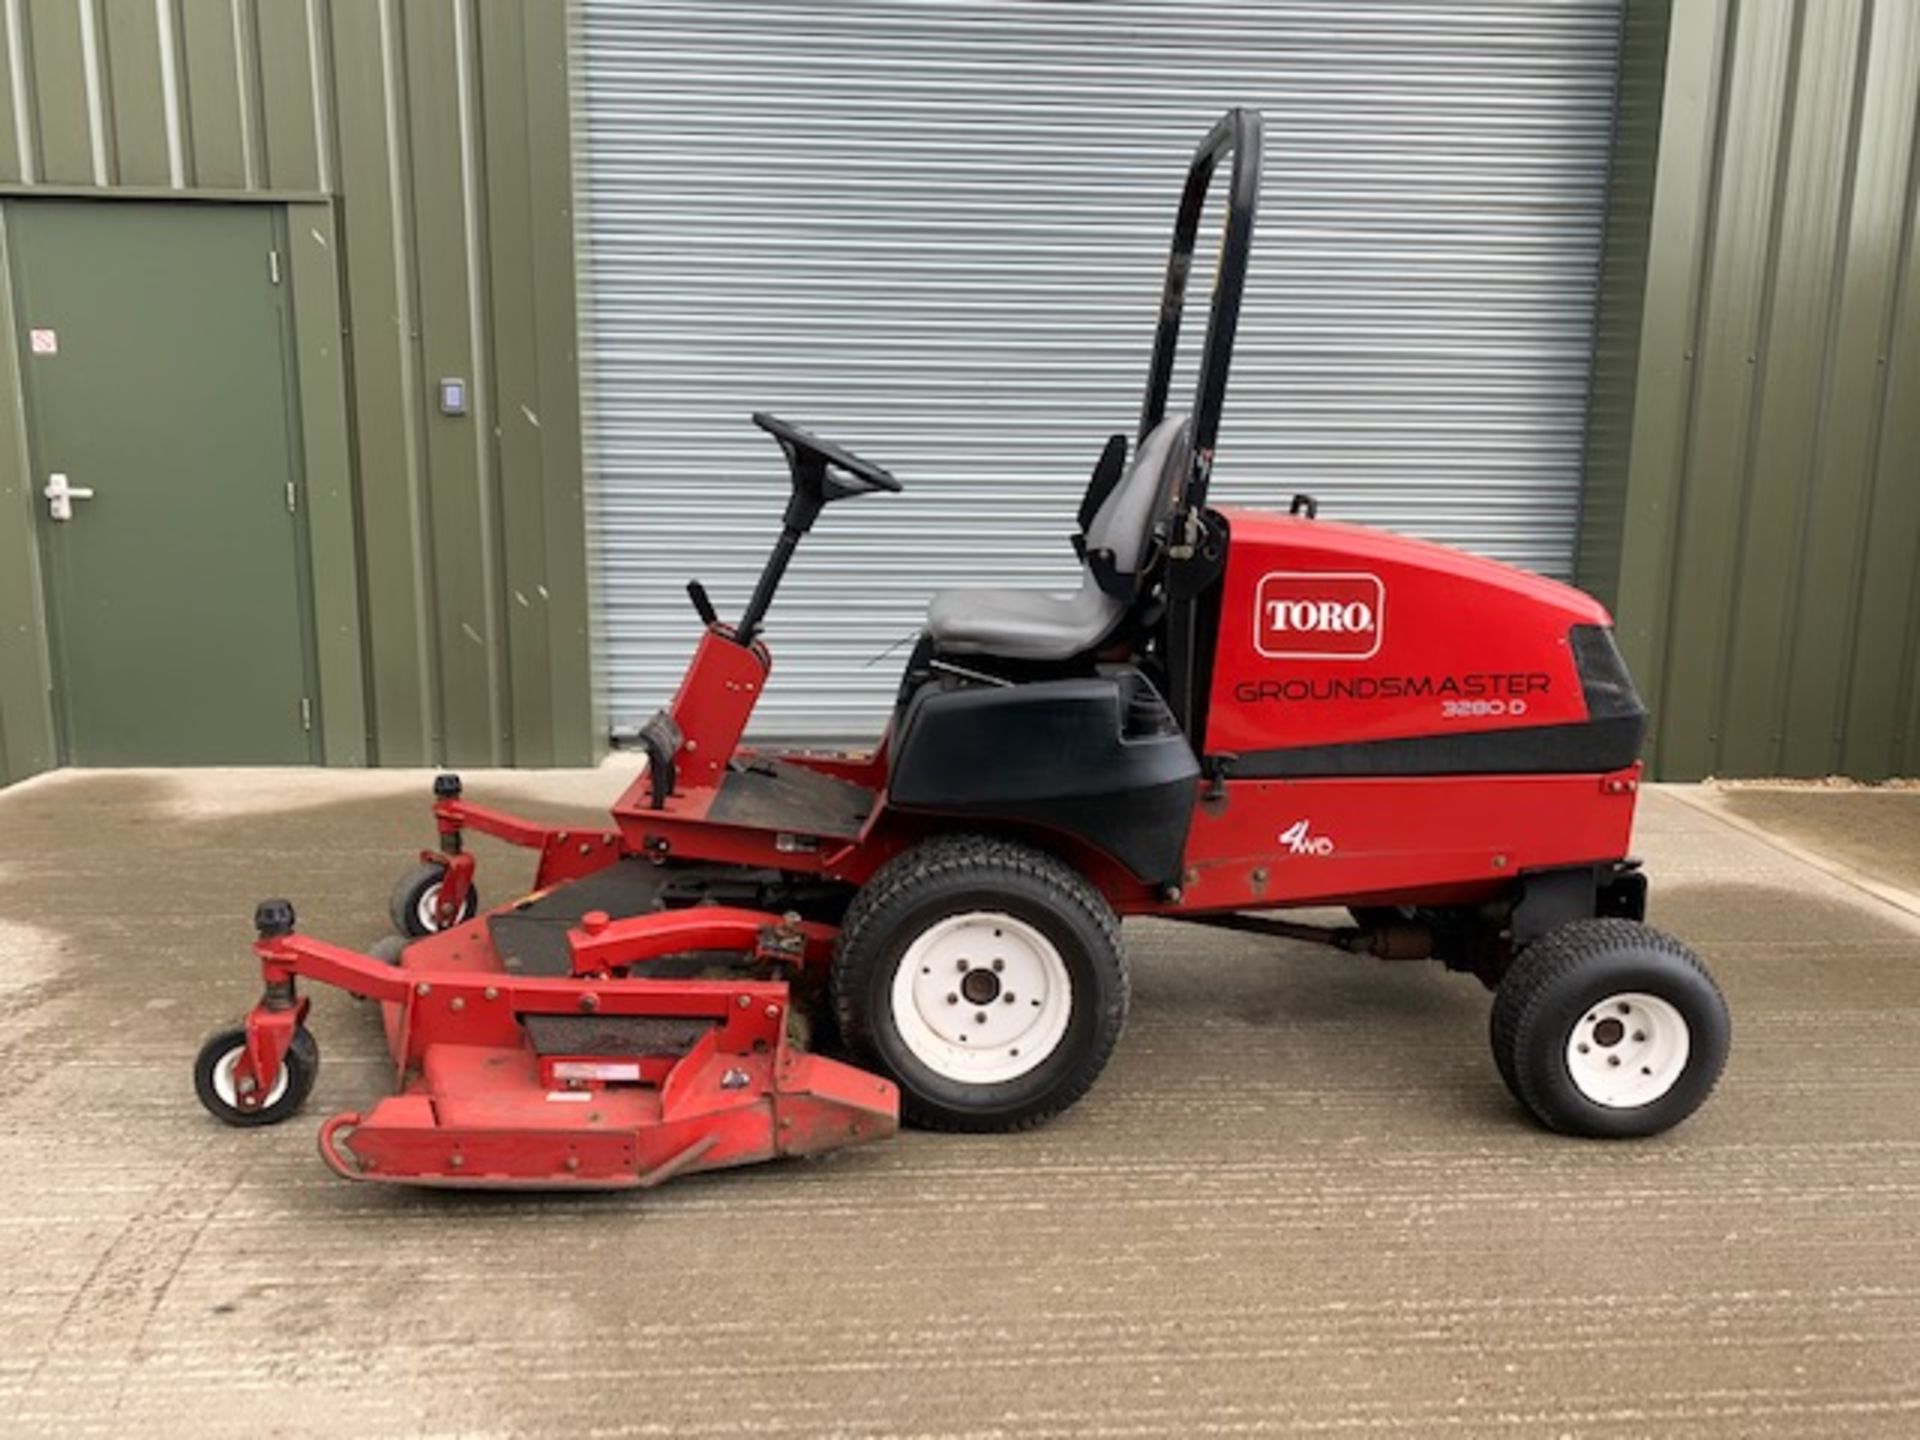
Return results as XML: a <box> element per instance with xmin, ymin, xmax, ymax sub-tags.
<box><xmin>831</xmin><ymin>835</ymin><xmax>1128</xmax><ymax>1132</ymax></box>
<box><xmin>368</xmin><ymin>933</ymin><xmax>409</xmax><ymax>966</ymax></box>
<box><xmin>390</xmin><ymin>861</ymin><xmax>478</xmax><ymax>937</ymax></box>
<box><xmin>193</xmin><ymin>1025</ymin><xmax>320</xmax><ymax>1128</ymax></box>
<box><xmin>1490</xmin><ymin>919</ymin><xmax>1728</xmax><ymax>1138</ymax></box>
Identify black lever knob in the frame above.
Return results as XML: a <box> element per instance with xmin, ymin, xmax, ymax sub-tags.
<box><xmin>686</xmin><ymin>580</ymin><xmax>719</xmax><ymax>627</ymax></box>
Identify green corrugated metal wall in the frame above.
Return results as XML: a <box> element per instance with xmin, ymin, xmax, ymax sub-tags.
<box><xmin>1583</xmin><ymin>0</ymin><xmax>1920</xmax><ymax>780</ymax></box>
<box><xmin>0</xmin><ymin>0</ymin><xmax>593</xmax><ymax>775</ymax></box>
<box><xmin>4</xmin><ymin>1</ymin><xmax>1915</xmax><ymax>786</ymax></box>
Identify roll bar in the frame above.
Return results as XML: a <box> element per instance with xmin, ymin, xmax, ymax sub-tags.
<box><xmin>1139</xmin><ymin>108</ymin><xmax>1263</xmax><ymax>514</ymax></box>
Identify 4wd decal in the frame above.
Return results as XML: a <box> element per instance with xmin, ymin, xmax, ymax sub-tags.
<box><xmin>1279</xmin><ymin>819</ymin><xmax>1334</xmax><ymax>856</ymax></box>
<box><xmin>1255</xmin><ymin>571</ymin><xmax>1384</xmax><ymax>660</ymax></box>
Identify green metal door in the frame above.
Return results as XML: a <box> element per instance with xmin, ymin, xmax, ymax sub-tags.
<box><xmin>9</xmin><ymin>201</ymin><xmax>314</xmax><ymax>765</ymax></box>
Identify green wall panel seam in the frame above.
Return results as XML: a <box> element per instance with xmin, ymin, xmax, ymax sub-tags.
<box><xmin>453</xmin><ymin>0</ymin><xmax>510</xmax><ymax>763</ymax></box>
<box><xmin>381</xmin><ymin>0</ymin><xmax>443</xmax><ymax>759</ymax></box>
<box><xmin>4</xmin><ymin>0</ymin><xmax>37</xmax><ymax>182</ymax></box>
<box><xmin>1776</xmin><ymin>0</ymin><xmax>1879</xmax><ymax>774</ymax></box>
<box><xmin>233</xmin><ymin>0</ymin><xmax>263</xmax><ymax>188</ymax></box>
<box><xmin>304</xmin><ymin>0</ymin><xmax>335</xmax><ymax>194</ymax></box>
<box><xmin>1711</xmin><ymin>0</ymin><xmax>1809</xmax><ymax>775</ymax></box>
<box><xmin>528</xmin><ymin>0</ymin><xmax>594</xmax><ymax>764</ymax></box>
<box><xmin>0</xmin><ymin>201</ymin><xmax>57</xmax><ymax>781</ymax></box>
<box><xmin>287</xmin><ymin>199</ymin><xmax>368</xmax><ymax>766</ymax></box>
<box><xmin>1884</xmin><ymin>76</ymin><xmax>1920</xmax><ymax>773</ymax></box>
<box><xmin>76</xmin><ymin>0</ymin><xmax>111</xmax><ymax>185</ymax></box>
<box><xmin>1647</xmin><ymin>0</ymin><xmax>1739</xmax><ymax>773</ymax></box>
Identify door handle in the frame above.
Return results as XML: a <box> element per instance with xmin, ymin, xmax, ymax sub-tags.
<box><xmin>44</xmin><ymin>472</ymin><xmax>95</xmax><ymax>522</ymax></box>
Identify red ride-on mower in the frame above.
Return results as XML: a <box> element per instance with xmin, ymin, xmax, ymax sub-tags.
<box><xmin>195</xmin><ymin>111</ymin><xmax>1729</xmax><ymax>1189</ymax></box>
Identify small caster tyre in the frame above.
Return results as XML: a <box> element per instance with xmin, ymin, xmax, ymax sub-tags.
<box><xmin>368</xmin><ymin>933</ymin><xmax>409</xmax><ymax>966</ymax></box>
<box><xmin>194</xmin><ymin>1025</ymin><xmax>320</xmax><ymax>1128</ymax></box>
<box><xmin>832</xmin><ymin>834</ymin><xmax>1128</xmax><ymax>1132</ymax></box>
<box><xmin>390</xmin><ymin>861</ymin><xmax>478</xmax><ymax>937</ymax></box>
<box><xmin>1490</xmin><ymin>919</ymin><xmax>1729</xmax><ymax>1138</ymax></box>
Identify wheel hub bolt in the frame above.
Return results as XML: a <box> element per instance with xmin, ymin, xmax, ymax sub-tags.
<box><xmin>975</xmin><ymin>1011</ymin><xmax>988</xmax><ymax>1025</ymax></box>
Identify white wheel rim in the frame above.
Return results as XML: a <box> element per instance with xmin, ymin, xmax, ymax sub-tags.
<box><xmin>1565</xmin><ymin>992</ymin><xmax>1690</xmax><ymax>1108</ymax></box>
<box><xmin>416</xmin><ymin>881</ymin><xmax>456</xmax><ymax>933</ymax></box>
<box><xmin>211</xmin><ymin>1043</ymin><xmax>291</xmax><ymax>1110</ymax></box>
<box><xmin>890</xmin><ymin>911</ymin><xmax>1072</xmax><ymax>1084</ymax></box>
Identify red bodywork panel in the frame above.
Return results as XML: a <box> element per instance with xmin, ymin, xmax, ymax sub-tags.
<box><xmin>1179</xmin><ymin>771</ymin><xmax>1640</xmax><ymax>912</ymax></box>
<box><xmin>578</xmin><ymin>513</ymin><xmax>1639</xmax><ymax>913</ymax></box>
<box><xmin>1205</xmin><ymin>508</ymin><xmax>1611</xmax><ymax>755</ymax></box>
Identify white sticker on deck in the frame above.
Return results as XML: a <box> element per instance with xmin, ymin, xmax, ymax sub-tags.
<box><xmin>29</xmin><ymin>329</ymin><xmax>57</xmax><ymax>355</ymax></box>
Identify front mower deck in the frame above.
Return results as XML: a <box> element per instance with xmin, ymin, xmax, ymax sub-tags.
<box><xmin>213</xmin><ymin>855</ymin><xmax>900</xmax><ymax>1189</ymax></box>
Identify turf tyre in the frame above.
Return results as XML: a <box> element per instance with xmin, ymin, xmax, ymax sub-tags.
<box><xmin>1490</xmin><ymin>919</ymin><xmax>1728</xmax><ymax>1138</ymax></box>
<box><xmin>832</xmin><ymin>835</ymin><xmax>1127</xmax><ymax>1132</ymax></box>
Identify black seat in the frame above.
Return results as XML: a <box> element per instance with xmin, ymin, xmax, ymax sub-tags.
<box><xmin>924</xmin><ymin>415</ymin><xmax>1191</xmax><ymax>662</ymax></box>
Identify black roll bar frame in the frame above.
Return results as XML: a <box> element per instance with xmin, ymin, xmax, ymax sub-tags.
<box><xmin>1148</xmin><ymin>109</ymin><xmax>1262</xmax><ymax>746</ymax></box>
<box><xmin>1139</xmin><ymin>107</ymin><xmax>1262</xmax><ymax>514</ymax></box>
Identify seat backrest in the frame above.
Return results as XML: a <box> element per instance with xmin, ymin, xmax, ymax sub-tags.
<box><xmin>1085</xmin><ymin>413</ymin><xmax>1191</xmax><ymax>579</ymax></box>
<box><xmin>1075</xmin><ymin>433</ymin><xmax>1130</xmax><ymax>538</ymax></box>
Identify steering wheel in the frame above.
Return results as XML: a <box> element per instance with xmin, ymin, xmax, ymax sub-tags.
<box><xmin>753</xmin><ymin>412</ymin><xmax>902</xmax><ymax>496</ymax></box>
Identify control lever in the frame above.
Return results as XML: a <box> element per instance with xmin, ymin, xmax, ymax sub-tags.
<box><xmin>686</xmin><ymin>580</ymin><xmax>719</xmax><ymax>627</ymax></box>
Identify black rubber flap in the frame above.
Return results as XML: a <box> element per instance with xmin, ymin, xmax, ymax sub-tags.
<box><xmin>523</xmin><ymin>1014</ymin><xmax>715</xmax><ymax>1058</ymax></box>
<box><xmin>487</xmin><ymin>860</ymin><xmax>678</xmax><ymax>978</ymax></box>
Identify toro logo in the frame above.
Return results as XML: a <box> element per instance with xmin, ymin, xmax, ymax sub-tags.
<box><xmin>1254</xmin><ymin>571</ymin><xmax>1385</xmax><ymax>660</ymax></box>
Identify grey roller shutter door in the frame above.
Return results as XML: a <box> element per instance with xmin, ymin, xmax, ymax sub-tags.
<box><xmin>575</xmin><ymin>1</ymin><xmax>1623</xmax><ymax>740</ymax></box>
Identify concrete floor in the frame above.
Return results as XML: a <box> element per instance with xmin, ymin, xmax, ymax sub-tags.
<box><xmin>0</xmin><ymin>770</ymin><xmax>1916</xmax><ymax>1438</ymax></box>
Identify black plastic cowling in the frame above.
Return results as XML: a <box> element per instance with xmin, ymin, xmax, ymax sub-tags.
<box><xmin>888</xmin><ymin>669</ymin><xmax>1199</xmax><ymax>886</ymax></box>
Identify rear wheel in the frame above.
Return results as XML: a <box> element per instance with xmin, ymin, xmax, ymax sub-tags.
<box><xmin>1490</xmin><ymin>919</ymin><xmax>1728</xmax><ymax>1138</ymax></box>
<box><xmin>832</xmin><ymin>835</ymin><xmax>1128</xmax><ymax>1132</ymax></box>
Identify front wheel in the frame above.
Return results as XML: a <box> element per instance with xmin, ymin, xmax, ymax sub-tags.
<box><xmin>389</xmin><ymin>861</ymin><xmax>478</xmax><ymax>938</ymax></box>
<box><xmin>831</xmin><ymin>835</ymin><xmax>1128</xmax><ymax>1132</ymax></box>
<box><xmin>194</xmin><ymin>1025</ymin><xmax>320</xmax><ymax>1127</ymax></box>
<box><xmin>1490</xmin><ymin>919</ymin><xmax>1729</xmax><ymax>1138</ymax></box>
